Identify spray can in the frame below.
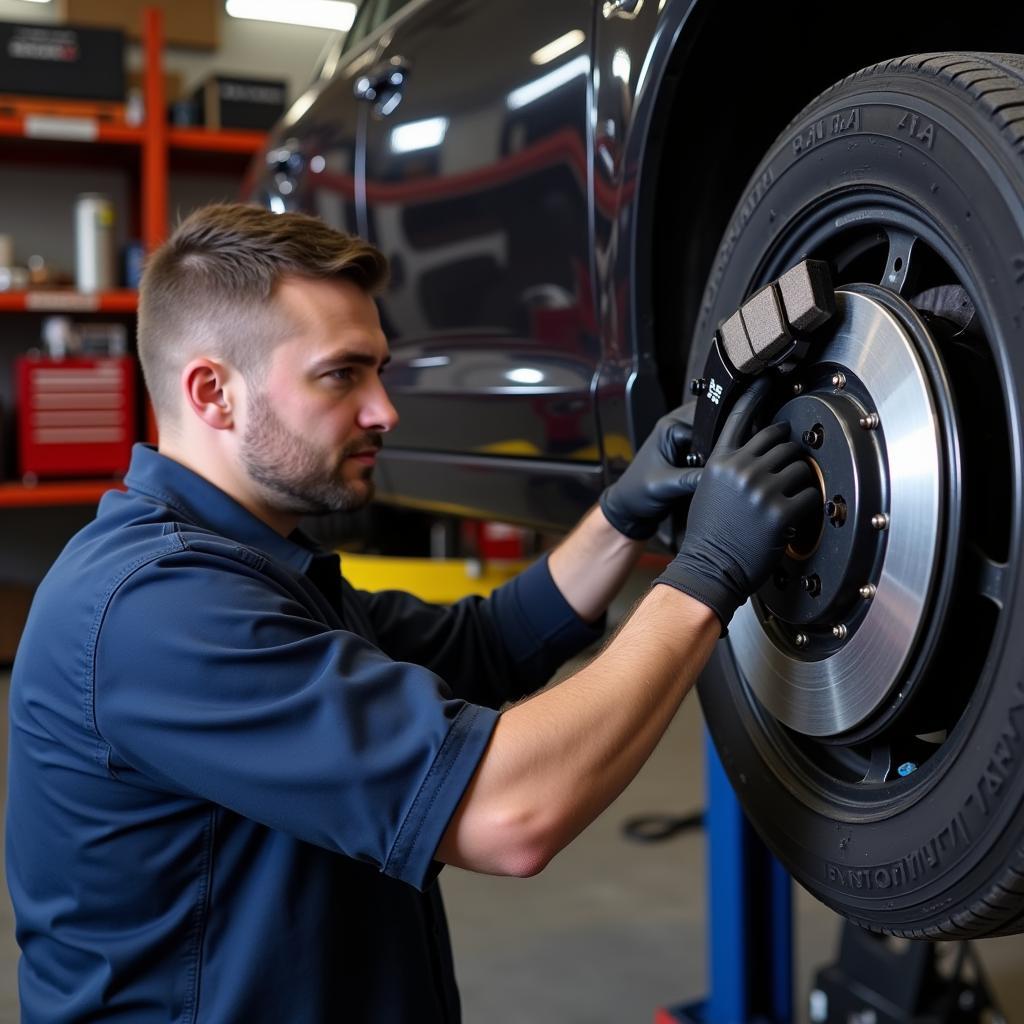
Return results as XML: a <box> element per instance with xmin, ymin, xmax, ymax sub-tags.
<box><xmin>74</xmin><ymin>193</ymin><xmax>115</xmax><ymax>293</ymax></box>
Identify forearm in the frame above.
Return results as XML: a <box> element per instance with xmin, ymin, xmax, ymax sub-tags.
<box><xmin>435</xmin><ymin>583</ymin><xmax>718</xmax><ymax>875</ymax></box>
<box><xmin>547</xmin><ymin>503</ymin><xmax>646</xmax><ymax>623</ymax></box>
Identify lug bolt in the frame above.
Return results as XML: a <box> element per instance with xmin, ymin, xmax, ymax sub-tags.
<box><xmin>792</xmin><ymin>383</ymin><xmax>803</xmax><ymax>395</ymax></box>
<box><xmin>831</xmin><ymin>371</ymin><xmax>847</xmax><ymax>389</ymax></box>
<box><xmin>800</xmin><ymin>574</ymin><xmax>821</xmax><ymax>596</ymax></box>
<box><xmin>685</xmin><ymin>452</ymin><xmax>704</xmax><ymax>468</ymax></box>
<box><xmin>859</xmin><ymin>584</ymin><xmax>877</xmax><ymax>599</ymax></box>
<box><xmin>825</xmin><ymin>496</ymin><xmax>847</xmax><ymax>526</ymax></box>
<box><xmin>689</xmin><ymin>377</ymin><xmax>708</xmax><ymax>395</ymax></box>
<box><xmin>794</xmin><ymin>633</ymin><xmax>808</xmax><ymax>648</ymax></box>
<box><xmin>859</xmin><ymin>412</ymin><xmax>880</xmax><ymax>430</ymax></box>
<box><xmin>802</xmin><ymin>425</ymin><xmax>823</xmax><ymax>449</ymax></box>
<box><xmin>832</xmin><ymin>623</ymin><xmax>848</xmax><ymax>640</ymax></box>
<box><xmin>871</xmin><ymin>513</ymin><xmax>889</xmax><ymax>531</ymax></box>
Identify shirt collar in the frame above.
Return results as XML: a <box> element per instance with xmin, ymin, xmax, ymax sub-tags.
<box><xmin>123</xmin><ymin>444</ymin><xmax>331</xmax><ymax>576</ymax></box>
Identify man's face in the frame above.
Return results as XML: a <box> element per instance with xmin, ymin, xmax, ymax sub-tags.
<box><xmin>240</xmin><ymin>276</ymin><xmax>398</xmax><ymax>517</ymax></box>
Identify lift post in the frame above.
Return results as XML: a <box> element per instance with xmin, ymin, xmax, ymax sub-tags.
<box><xmin>656</xmin><ymin>735</ymin><xmax>793</xmax><ymax>1024</ymax></box>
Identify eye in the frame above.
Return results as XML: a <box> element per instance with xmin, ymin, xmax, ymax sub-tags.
<box><xmin>325</xmin><ymin>367</ymin><xmax>354</xmax><ymax>382</ymax></box>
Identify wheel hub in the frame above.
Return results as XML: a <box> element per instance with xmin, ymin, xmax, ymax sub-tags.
<box><xmin>729</xmin><ymin>288</ymin><xmax>945</xmax><ymax>737</ymax></box>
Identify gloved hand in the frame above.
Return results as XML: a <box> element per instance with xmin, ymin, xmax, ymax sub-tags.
<box><xmin>599</xmin><ymin>408</ymin><xmax>702</xmax><ymax>540</ymax></box>
<box><xmin>655</xmin><ymin>383</ymin><xmax>821</xmax><ymax>630</ymax></box>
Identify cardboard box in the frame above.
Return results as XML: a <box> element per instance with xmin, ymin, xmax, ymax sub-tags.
<box><xmin>0</xmin><ymin>21</ymin><xmax>124</xmax><ymax>101</ymax></box>
<box><xmin>193</xmin><ymin>75</ymin><xmax>286</xmax><ymax>131</ymax></box>
<box><xmin>127</xmin><ymin>68</ymin><xmax>183</xmax><ymax>104</ymax></box>
<box><xmin>59</xmin><ymin>0</ymin><xmax>219</xmax><ymax>51</ymax></box>
<box><xmin>0</xmin><ymin>584</ymin><xmax>33</xmax><ymax>666</ymax></box>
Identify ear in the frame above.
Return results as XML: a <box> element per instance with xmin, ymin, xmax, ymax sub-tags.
<box><xmin>181</xmin><ymin>357</ymin><xmax>236</xmax><ymax>430</ymax></box>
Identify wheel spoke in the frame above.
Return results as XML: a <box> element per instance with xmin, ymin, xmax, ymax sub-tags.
<box><xmin>861</xmin><ymin>742</ymin><xmax>892</xmax><ymax>783</ymax></box>
<box><xmin>967</xmin><ymin>542</ymin><xmax>1007</xmax><ymax>609</ymax></box>
<box><xmin>881</xmin><ymin>228</ymin><xmax>921</xmax><ymax>295</ymax></box>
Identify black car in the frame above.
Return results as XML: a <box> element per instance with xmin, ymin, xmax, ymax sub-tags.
<box><xmin>248</xmin><ymin>0</ymin><xmax>1024</xmax><ymax>943</ymax></box>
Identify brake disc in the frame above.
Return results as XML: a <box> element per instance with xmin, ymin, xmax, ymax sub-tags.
<box><xmin>729</xmin><ymin>288</ymin><xmax>944</xmax><ymax>737</ymax></box>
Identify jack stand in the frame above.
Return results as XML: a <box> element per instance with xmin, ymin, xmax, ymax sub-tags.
<box><xmin>809</xmin><ymin>921</ymin><xmax>1005</xmax><ymax>1024</ymax></box>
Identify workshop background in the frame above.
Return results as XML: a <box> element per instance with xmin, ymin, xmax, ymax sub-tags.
<box><xmin>0</xmin><ymin>1</ymin><xmax>1022</xmax><ymax>1022</ymax></box>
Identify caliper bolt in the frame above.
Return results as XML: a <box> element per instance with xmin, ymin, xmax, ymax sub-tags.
<box><xmin>859</xmin><ymin>412</ymin><xmax>880</xmax><ymax>430</ymax></box>
<box><xmin>832</xmin><ymin>623</ymin><xmax>848</xmax><ymax>640</ymax></box>
<box><xmin>859</xmin><ymin>584</ymin><xmax>877</xmax><ymax>599</ymax></box>
<box><xmin>831</xmin><ymin>371</ymin><xmax>847</xmax><ymax>390</ymax></box>
<box><xmin>871</xmin><ymin>513</ymin><xmax>889</xmax><ymax>531</ymax></box>
<box><xmin>794</xmin><ymin>633</ymin><xmax>808</xmax><ymax>648</ymax></box>
<box><xmin>802</xmin><ymin>425</ymin><xmax>823</xmax><ymax>449</ymax></box>
<box><xmin>685</xmin><ymin>452</ymin><xmax>704</xmax><ymax>468</ymax></box>
<box><xmin>689</xmin><ymin>377</ymin><xmax>708</xmax><ymax>396</ymax></box>
<box><xmin>800</xmin><ymin>574</ymin><xmax>821</xmax><ymax>596</ymax></box>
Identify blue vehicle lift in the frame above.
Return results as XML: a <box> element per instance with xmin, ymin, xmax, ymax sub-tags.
<box><xmin>656</xmin><ymin>734</ymin><xmax>793</xmax><ymax>1024</ymax></box>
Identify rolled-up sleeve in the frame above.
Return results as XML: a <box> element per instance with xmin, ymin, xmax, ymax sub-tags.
<box><xmin>359</xmin><ymin>554</ymin><xmax>605</xmax><ymax>707</ymax></box>
<box><xmin>93</xmin><ymin>546</ymin><xmax>498</xmax><ymax>891</ymax></box>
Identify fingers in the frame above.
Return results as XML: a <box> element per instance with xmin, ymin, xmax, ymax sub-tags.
<box><xmin>716</xmin><ymin>377</ymin><xmax>771</xmax><ymax>451</ymax></box>
<box><xmin>738</xmin><ymin>421</ymin><xmax>791</xmax><ymax>459</ymax></box>
<box><xmin>774</xmin><ymin>462</ymin><xmax>815</xmax><ymax>497</ymax></box>
<box><xmin>664</xmin><ymin>417</ymin><xmax>694</xmax><ymax>463</ymax></box>
<box><xmin>673</xmin><ymin>466</ymin><xmax>703</xmax><ymax>496</ymax></box>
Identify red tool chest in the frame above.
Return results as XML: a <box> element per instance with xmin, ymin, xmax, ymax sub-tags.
<box><xmin>16</xmin><ymin>355</ymin><xmax>135</xmax><ymax>479</ymax></box>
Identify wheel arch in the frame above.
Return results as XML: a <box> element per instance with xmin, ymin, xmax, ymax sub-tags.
<box><xmin>632</xmin><ymin>0</ymin><xmax>1024</xmax><ymax>408</ymax></box>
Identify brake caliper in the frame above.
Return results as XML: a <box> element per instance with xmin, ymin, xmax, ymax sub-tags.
<box><xmin>688</xmin><ymin>259</ymin><xmax>836</xmax><ymax>465</ymax></box>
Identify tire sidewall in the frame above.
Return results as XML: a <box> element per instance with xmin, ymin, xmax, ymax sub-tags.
<box><xmin>690</xmin><ymin>68</ymin><xmax>1024</xmax><ymax>933</ymax></box>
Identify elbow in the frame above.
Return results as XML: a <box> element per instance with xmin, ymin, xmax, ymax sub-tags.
<box><xmin>485</xmin><ymin>806</ymin><xmax>562</xmax><ymax>878</ymax></box>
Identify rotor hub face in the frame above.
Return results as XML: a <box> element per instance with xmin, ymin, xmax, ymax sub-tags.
<box><xmin>729</xmin><ymin>289</ymin><xmax>944</xmax><ymax>737</ymax></box>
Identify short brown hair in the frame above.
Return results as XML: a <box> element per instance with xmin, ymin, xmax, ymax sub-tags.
<box><xmin>137</xmin><ymin>203</ymin><xmax>388</xmax><ymax>427</ymax></box>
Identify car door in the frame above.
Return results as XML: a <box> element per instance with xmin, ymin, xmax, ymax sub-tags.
<box><xmin>355</xmin><ymin>0</ymin><xmax>602</xmax><ymax>474</ymax></box>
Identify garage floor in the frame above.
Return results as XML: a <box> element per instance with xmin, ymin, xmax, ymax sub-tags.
<box><xmin>1</xmin><ymin>572</ymin><xmax>1023</xmax><ymax>1022</ymax></box>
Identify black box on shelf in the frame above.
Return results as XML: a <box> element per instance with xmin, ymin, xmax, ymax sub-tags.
<box><xmin>192</xmin><ymin>75</ymin><xmax>286</xmax><ymax>132</ymax></box>
<box><xmin>0</xmin><ymin>21</ymin><xmax>124</xmax><ymax>101</ymax></box>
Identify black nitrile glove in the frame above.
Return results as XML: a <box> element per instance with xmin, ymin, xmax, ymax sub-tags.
<box><xmin>599</xmin><ymin>408</ymin><xmax>701</xmax><ymax>540</ymax></box>
<box><xmin>655</xmin><ymin>384</ymin><xmax>821</xmax><ymax>631</ymax></box>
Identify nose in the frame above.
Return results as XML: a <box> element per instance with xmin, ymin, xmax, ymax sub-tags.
<box><xmin>358</xmin><ymin>376</ymin><xmax>399</xmax><ymax>433</ymax></box>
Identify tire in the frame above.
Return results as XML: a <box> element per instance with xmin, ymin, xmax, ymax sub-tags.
<box><xmin>686</xmin><ymin>53</ymin><xmax>1024</xmax><ymax>938</ymax></box>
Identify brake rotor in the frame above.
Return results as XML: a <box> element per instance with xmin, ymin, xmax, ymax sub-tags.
<box><xmin>728</xmin><ymin>288</ymin><xmax>944</xmax><ymax>737</ymax></box>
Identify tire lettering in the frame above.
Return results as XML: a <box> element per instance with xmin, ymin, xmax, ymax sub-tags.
<box><xmin>896</xmin><ymin>109</ymin><xmax>936</xmax><ymax>150</ymax></box>
<box><xmin>826</xmin><ymin>681</ymin><xmax>1024</xmax><ymax>894</ymax></box>
<box><xmin>791</xmin><ymin>108</ymin><xmax>860</xmax><ymax>156</ymax></box>
<box><xmin>826</xmin><ymin>811</ymin><xmax>970</xmax><ymax>891</ymax></box>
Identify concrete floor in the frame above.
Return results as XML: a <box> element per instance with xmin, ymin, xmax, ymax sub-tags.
<box><xmin>2</xmin><ymin>598</ymin><xmax>1024</xmax><ymax>1021</ymax></box>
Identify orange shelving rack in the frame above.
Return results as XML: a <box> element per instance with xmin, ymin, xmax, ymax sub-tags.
<box><xmin>0</xmin><ymin>7</ymin><xmax>268</xmax><ymax>508</ymax></box>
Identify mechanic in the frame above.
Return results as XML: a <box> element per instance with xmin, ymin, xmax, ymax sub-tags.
<box><xmin>6</xmin><ymin>203</ymin><xmax>819</xmax><ymax>1023</ymax></box>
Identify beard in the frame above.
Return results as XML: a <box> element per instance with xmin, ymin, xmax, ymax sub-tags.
<box><xmin>241</xmin><ymin>389</ymin><xmax>381</xmax><ymax>516</ymax></box>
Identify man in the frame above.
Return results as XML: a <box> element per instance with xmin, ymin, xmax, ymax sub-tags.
<box><xmin>7</xmin><ymin>204</ymin><xmax>818</xmax><ymax>1022</ymax></box>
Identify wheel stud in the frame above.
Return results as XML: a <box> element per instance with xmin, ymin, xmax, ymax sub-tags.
<box><xmin>825</xmin><ymin>495</ymin><xmax>847</xmax><ymax>526</ymax></box>
<box><xmin>685</xmin><ymin>452</ymin><xmax>703</xmax><ymax>467</ymax></box>
<box><xmin>871</xmin><ymin>513</ymin><xmax>889</xmax><ymax>531</ymax></box>
<box><xmin>859</xmin><ymin>412</ymin><xmax>880</xmax><ymax>430</ymax></box>
<box><xmin>792</xmin><ymin>382</ymin><xmax>803</xmax><ymax>395</ymax></box>
<box><xmin>802</xmin><ymin>425</ymin><xmax>823</xmax><ymax>449</ymax></box>
<box><xmin>832</xmin><ymin>623</ymin><xmax>847</xmax><ymax>640</ymax></box>
<box><xmin>859</xmin><ymin>583</ymin><xmax>876</xmax><ymax>599</ymax></box>
<box><xmin>831</xmin><ymin>371</ymin><xmax>847</xmax><ymax>389</ymax></box>
<box><xmin>800</xmin><ymin>574</ymin><xmax>821</xmax><ymax>596</ymax></box>
<box><xmin>794</xmin><ymin>633</ymin><xmax>808</xmax><ymax>648</ymax></box>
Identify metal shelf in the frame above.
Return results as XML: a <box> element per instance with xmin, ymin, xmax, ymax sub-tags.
<box><xmin>0</xmin><ymin>480</ymin><xmax>124</xmax><ymax>508</ymax></box>
<box><xmin>0</xmin><ymin>291</ymin><xmax>138</xmax><ymax>313</ymax></box>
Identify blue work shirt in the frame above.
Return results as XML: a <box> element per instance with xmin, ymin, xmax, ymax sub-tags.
<box><xmin>7</xmin><ymin>444</ymin><xmax>602</xmax><ymax>1023</ymax></box>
